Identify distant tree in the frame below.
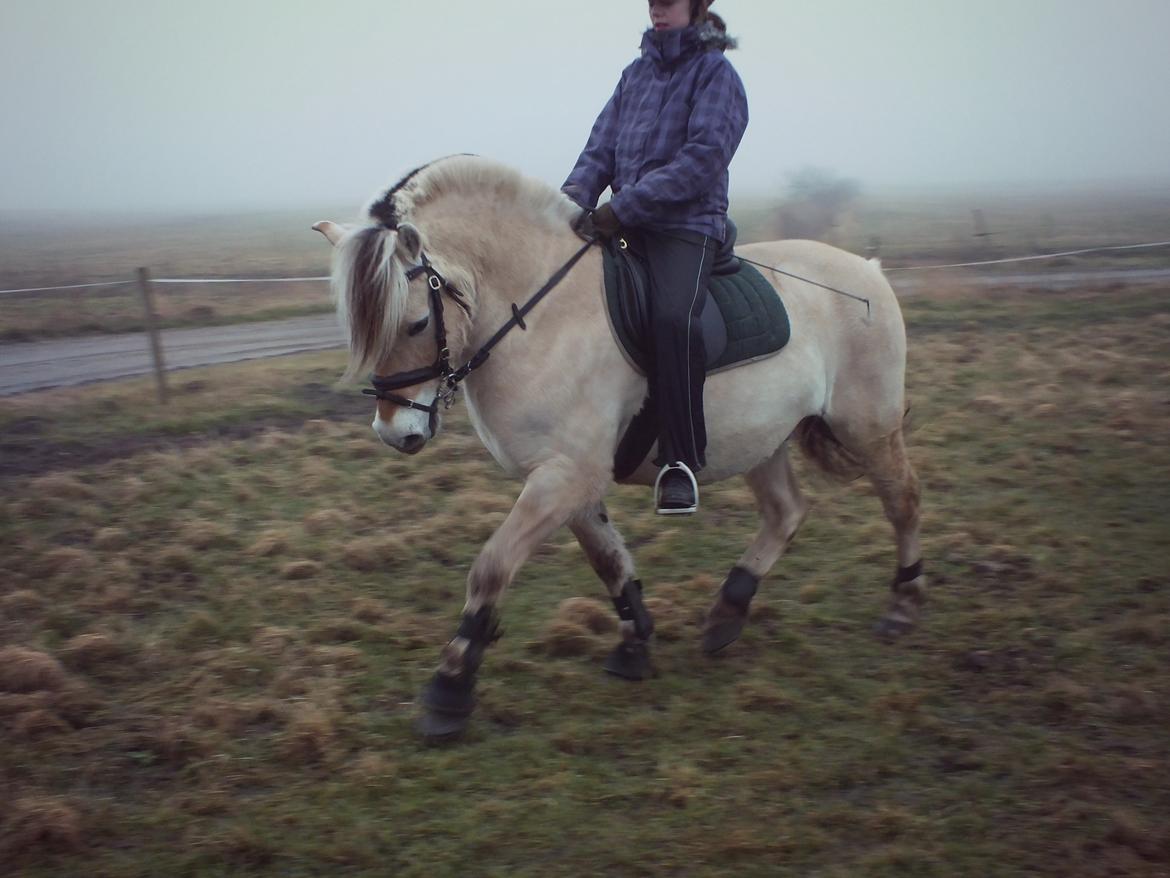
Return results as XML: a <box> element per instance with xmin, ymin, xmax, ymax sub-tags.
<box><xmin>776</xmin><ymin>168</ymin><xmax>860</xmax><ymax>240</ymax></box>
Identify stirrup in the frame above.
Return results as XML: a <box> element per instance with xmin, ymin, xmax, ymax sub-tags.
<box><xmin>654</xmin><ymin>461</ymin><xmax>699</xmax><ymax>515</ymax></box>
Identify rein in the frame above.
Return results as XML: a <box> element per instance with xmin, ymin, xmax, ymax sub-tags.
<box><xmin>363</xmin><ymin>240</ymin><xmax>595</xmax><ymax>424</ymax></box>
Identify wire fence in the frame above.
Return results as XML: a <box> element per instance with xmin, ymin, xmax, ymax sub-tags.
<box><xmin>1</xmin><ymin>237</ymin><xmax>1167</xmax><ymax>400</ymax></box>
<box><xmin>881</xmin><ymin>240</ymin><xmax>1170</xmax><ymax>273</ymax></box>
<box><xmin>4</xmin><ymin>239</ymin><xmax>1170</xmax><ymax>298</ymax></box>
<box><xmin>0</xmin><ymin>275</ymin><xmax>329</xmax><ymax>297</ymax></box>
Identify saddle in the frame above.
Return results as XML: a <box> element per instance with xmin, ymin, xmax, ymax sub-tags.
<box><xmin>602</xmin><ymin>221</ymin><xmax>791</xmax><ymax>480</ymax></box>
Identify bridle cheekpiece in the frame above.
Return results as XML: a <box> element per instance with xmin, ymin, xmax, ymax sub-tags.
<box><xmin>362</xmin><ymin>251</ymin><xmax>473</xmax><ymax>431</ymax></box>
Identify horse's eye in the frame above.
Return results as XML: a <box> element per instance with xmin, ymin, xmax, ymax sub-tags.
<box><xmin>407</xmin><ymin>316</ymin><xmax>430</xmax><ymax>337</ymax></box>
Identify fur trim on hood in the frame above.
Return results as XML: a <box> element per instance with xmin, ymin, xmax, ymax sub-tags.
<box><xmin>696</xmin><ymin>20</ymin><xmax>737</xmax><ymax>51</ymax></box>
<box><xmin>642</xmin><ymin>22</ymin><xmax>737</xmax><ymax>68</ymax></box>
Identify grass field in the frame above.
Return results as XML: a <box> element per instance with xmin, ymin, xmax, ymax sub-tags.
<box><xmin>2</xmin><ymin>276</ymin><xmax>1168</xmax><ymax>875</ymax></box>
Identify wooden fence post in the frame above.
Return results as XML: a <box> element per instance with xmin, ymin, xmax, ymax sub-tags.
<box><xmin>136</xmin><ymin>267</ymin><xmax>169</xmax><ymax>404</ymax></box>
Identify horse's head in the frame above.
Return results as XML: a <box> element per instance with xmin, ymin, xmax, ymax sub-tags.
<box><xmin>313</xmin><ymin>219</ymin><xmax>472</xmax><ymax>455</ymax></box>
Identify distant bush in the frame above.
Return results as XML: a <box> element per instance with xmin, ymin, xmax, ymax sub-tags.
<box><xmin>777</xmin><ymin>167</ymin><xmax>860</xmax><ymax>240</ymax></box>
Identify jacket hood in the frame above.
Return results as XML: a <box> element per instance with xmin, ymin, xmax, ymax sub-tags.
<box><xmin>641</xmin><ymin>22</ymin><xmax>738</xmax><ymax>67</ymax></box>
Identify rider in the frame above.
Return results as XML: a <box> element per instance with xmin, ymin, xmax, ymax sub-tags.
<box><xmin>563</xmin><ymin>0</ymin><xmax>748</xmax><ymax>514</ymax></box>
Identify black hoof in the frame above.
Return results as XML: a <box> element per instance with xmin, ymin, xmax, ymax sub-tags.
<box><xmin>603</xmin><ymin>640</ymin><xmax>651</xmax><ymax>681</ymax></box>
<box><xmin>873</xmin><ymin>616</ymin><xmax>915</xmax><ymax>640</ymax></box>
<box><xmin>415</xmin><ymin>709</ymin><xmax>470</xmax><ymax>740</ymax></box>
<box><xmin>702</xmin><ymin>617</ymin><xmax>747</xmax><ymax>655</ymax></box>
<box><xmin>416</xmin><ymin>672</ymin><xmax>475</xmax><ymax>739</ymax></box>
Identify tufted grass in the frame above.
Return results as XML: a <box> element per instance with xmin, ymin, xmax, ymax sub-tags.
<box><xmin>1</xmin><ymin>281</ymin><xmax>1167</xmax><ymax>876</ymax></box>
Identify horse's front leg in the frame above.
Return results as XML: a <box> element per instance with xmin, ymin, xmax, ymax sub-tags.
<box><xmin>417</xmin><ymin>460</ymin><xmax>597</xmax><ymax>739</ymax></box>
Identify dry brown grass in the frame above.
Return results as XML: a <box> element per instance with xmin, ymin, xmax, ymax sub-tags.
<box><xmin>734</xmin><ymin>679</ymin><xmax>795</xmax><ymax>713</ymax></box>
<box><xmin>0</xmin><ymin>796</ymin><xmax>84</xmax><ymax>858</ymax></box>
<box><xmin>28</xmin><ymin>473</ymin><xmax>94</xmax><ymax>501</ymax></box>
<box><xmin>0</xmin><ymin>647</ymin><xmax>70</xmax><ymax>693</ymax></box>
<box><xmin>91</xmin><ymin>527</ymin><xmax>130</xmax><ymax>550</ymax></box>
<box><xmin>339</xmin><ymin>534</ymin><xmax>410</xmax><ymax>571</ymax></box>
<box><xmin>178</xmin><ymin>519</ymin><xmax>237</xmax><ymax>550</ymax></box>
<box><xmin>246</xmin><ymin>528</ymin><xmax>293</xmax><ymax>557</ymax></box>
<box><xmin>553</xmin><ymin>597</ymin><xmax>616</xmax><ymax>635</ymax></box>
<box><xmin>59</xmin><ymin>633</ymin><xmax>133</xmax><ymax>673</ymax></box>
<box><xmin>280</xmin><ymin>560</ymin><xmax>322</xmax><ymax>580</ymax></box>
<box><xmin>350</xmin><ymin>596</ymin><xmax>392</xmax><ymax>623</ymax></box>
<box><xmin>1</xmin><ymin>589</ymin><xmax>47</xmax><ymax>616</ymax></box>
<box><xmin>37</xmin><ymin>547</ymin><xmax>98</xmax><ymax>584</ymax></box>
<box><xmin>303</xmin><ymin>508</ymin><xmax>351</xmax><ymax>534</ymax></box>
<box><xmin>280</xmin><ymin>705</ymin><xmax>337</xmax><ymax>765</ymax></box>
<box><xmin>10</xmin><ymin>709</ymin><xmax>72</xmax><ymax>739</ymax></box>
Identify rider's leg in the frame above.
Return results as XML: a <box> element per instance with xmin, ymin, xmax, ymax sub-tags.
<box><xmin>643</xmin><ymin>228</ymin><xmax>717</xmax><ymax>508</ymax></box>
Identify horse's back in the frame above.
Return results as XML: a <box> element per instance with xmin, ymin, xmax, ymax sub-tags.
<box><xmin>736</xmin><ymin>238</ymin><xmax>907</xmax><ymax>442</ymax></box>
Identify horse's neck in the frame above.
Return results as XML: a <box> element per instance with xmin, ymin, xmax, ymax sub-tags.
<box><xmin>418</xmin><ymin>199</ymin><xmax>578</xmax><ymax>344</ymax></box>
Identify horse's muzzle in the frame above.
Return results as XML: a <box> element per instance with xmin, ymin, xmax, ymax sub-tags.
<box><xmin>396</xmin><ymin>433</ymin><xmax>428</xmax><ymax>455</ymax></box>
<box><xmin>372</xmin><ymin>411</ymin><xmax>431</xmax><ymax>454</ymax></box>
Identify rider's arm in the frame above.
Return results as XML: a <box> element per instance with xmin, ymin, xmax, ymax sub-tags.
<box><xmin>562</xmin><ymin>74</ymin><xmax>625</xmax><ymax>210</ymax></box>
<box><xmin>609</xmin><ymin>59</ymin><xmax>747</xmax><ymax>226</ymax></box>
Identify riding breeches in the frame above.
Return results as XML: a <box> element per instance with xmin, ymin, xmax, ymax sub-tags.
<box><xmin>631</xmin><ymin>227</ymin><xmax>717</xmax><ymax>472</ymax></box>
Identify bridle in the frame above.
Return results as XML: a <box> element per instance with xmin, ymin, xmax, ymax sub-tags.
<box><xmin>362</xmin><ymin>252</ymin><xmax>470</xmax><ymax>435</ymax></box>
<box><xmin>362</xmin><ymin>238</ymin><xmax>595</xmax><ymax>433</ymax></box>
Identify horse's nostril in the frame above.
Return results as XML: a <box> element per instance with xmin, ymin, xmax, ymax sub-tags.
<box><xmin>400</xmin><ymin>433</ymin><xmax>425</xmax><ymax>453</ymax></box>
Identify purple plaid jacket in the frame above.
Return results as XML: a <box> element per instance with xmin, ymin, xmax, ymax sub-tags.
<box><xmin>562</xmin><ymin>24</ymin><xmax>748</xmax><ymax>241</ymax></box>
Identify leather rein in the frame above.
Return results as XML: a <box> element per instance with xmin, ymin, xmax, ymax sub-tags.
<box><xmin>362</xmin><ymin>239</ymin><xmax>595</xmax><ymax>427</ymax></box>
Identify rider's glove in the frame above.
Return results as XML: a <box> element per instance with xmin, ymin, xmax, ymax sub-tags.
<box><xmin>571</xmin><ymin>204</ymin><xmax>621</xmax><ymax>242</ymax></box>
<box><xmin>591</xmin><ymin>203</ymin><xmax>620</xmax><ymax>239</ymax></box>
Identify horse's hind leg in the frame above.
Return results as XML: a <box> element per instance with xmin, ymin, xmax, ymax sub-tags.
<box><xmin>703</xmin><ymin>444</ymin><xmax>808</xmax><ymax>654</ymax></box>
<box><xmin>568</xmin><ymin>503</ymin><xmax>654</xmax><ymax>681</ymax></box>
<box><xmin>417</xmin><ymin>461</ymin><xmax>597</xmax><ymax>739</ymax></box>
<box><xmin>859</xmin><ymin>426</ymin><xmax>926</xmax><ymax>638</ymax></box>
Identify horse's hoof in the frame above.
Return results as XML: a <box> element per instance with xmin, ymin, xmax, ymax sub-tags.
<box><xmin>873</xmin><ymin>615</ymin><xmax>916</xmax><ymax>640</ymax></box>
<box><xmin>603</xmin><ymin>640</ymin><xmax>651</xmax><ymax>681</ymax></box>
<box><xmin>702</xmin><ymin>616</ymin><xmax>747</xmax><ymax>655</ymax></box>
<box><xmin>415</xmin><ymin>709</ymin><xmax>470</xmax><ymax>741</ymax></box>
<box><xmin>416</xmin><ymin>671</ymin><xmax>475</xmax><ymax>739</ymax></box>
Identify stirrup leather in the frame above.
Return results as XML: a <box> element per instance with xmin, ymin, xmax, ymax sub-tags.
<box><xmin>654</xmin><ymin>461</ymin><xmax>699</xmax><ymax>515</ymax></box>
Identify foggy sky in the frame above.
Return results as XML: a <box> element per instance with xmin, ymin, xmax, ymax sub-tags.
<box><xmin>2</xmin><ymin>0</ymin><xmax>1168</xmax><ymax>212</ymax></box>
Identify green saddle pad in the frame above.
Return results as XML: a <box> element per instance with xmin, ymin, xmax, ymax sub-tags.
<box><xmin>602</xmin><ymin>240</ymin><xmax>790</xmax><ymax>375</ymax></box>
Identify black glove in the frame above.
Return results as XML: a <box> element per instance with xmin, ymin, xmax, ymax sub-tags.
<box><xmin>592</xmin><ymin>203</ymin><xmax>621</xmax><ymax>239</ymax></box>
<box><xmin>571</xmin><ymin>204</ymin><xmax>621</xmax><ymax>242</ymax></box>
<box><xmin>571</xmin><ymin>209</ymin><xmax>597</xmax><ymax>242</ymax></box>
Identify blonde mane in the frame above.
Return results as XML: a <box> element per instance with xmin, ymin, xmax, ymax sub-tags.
<box><xmin>334</xmin><ymin>156</ymin><xmax>579</xmax><ymax>379</ymax></box>
<box><xmin>368</xmin><ymin>154</ymin><xmax>579</xmax><ymax>233</ymax></box>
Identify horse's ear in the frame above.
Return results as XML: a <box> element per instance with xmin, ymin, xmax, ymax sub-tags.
<box><xmin>395</xmin><ymin>223</ymin><xmax>423</xmax><ymax>262</ymax></box>
<box><xmin>311</xmin><ymin>220</ymin><xmax>349</xmax><ymax>247</ymax></box>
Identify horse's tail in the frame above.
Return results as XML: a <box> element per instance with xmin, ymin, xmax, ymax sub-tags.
<box><xmin>793</xmin><ymin>415</ymin><xmax>865</xmax><ymax>482</ymax></box>
<box><xmin>332</xmin><ymin>224</ymin><xmax>405</xmax><ymax>381</ymax></box>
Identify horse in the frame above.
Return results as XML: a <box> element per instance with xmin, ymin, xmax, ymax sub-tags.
<box><xmin>312</xmin><ymin>155</ymin><xmax>924</xmax><ymax>738</ymax></box>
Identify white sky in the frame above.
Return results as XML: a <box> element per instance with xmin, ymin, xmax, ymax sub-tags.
<box><xmin>2</xmin><ymin>0</ymin><xmax>1168</xmax><ymax>212</ymax></box>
